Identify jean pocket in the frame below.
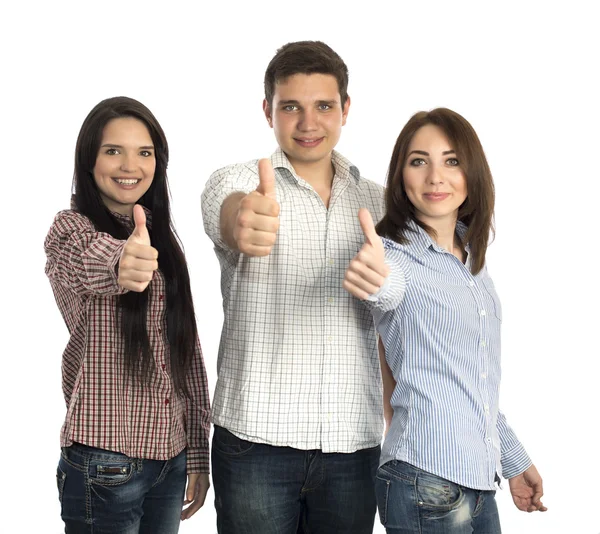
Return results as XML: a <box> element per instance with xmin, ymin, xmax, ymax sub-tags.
<box><xmin>212</xmin><ymin>426</ymin><xmax>255</xmax><ymax>456</ymax></box>
<box><xmin>374</xmin><ymin>472</ymin><xmax>391</xmax><ymax>526</ymax></box>
<box><xmin>89</xmin><ymin>461</ymin><xmax>134</xmax><ymax>487</ymax></box>
<box><xmin>416</xmin><ymin>471</ymin><xmax>464</xmax><ymax>514</ymax></box>
<box><xmin>56</xmin><ymin>464</ymin><xmax>66</xmax><ymax>503</ymax></box>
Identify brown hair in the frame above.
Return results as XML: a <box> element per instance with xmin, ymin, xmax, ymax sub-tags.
<box><xmin>264</xmin><ymin>41</ymin><xmax>349</xmax><ymax>107</ymax></box>
<box><xmin>376</xmin><ymin>108</ymin><xmax>495</xmax><ymax>275</ymax></box>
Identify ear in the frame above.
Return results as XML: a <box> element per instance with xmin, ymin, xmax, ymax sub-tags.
<box><xmin>341</xmin><ymin>95</ymin><xmax>351</xmax><ymax>126</ymax></box>
<box><xmin>263</xmin><ymin>99</ymin><xmax>273</xmax><ymax>128</ymax></box>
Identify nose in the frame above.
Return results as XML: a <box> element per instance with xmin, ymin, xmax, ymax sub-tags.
<box><xmin>119</xmin><ymin>153</ymin><xmax>137</xmax><ymax>173</ymax></box>
<box><xmin>427</xmin><ymin>165</ymin><xmax>444</xmax><ymax>185</ymax></box>
<box><xmin>298</xmin><ymin>108</ymin><xmax>318</xmax><ymax>132</ymax></box>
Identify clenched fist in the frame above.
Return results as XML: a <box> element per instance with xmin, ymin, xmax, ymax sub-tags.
<box><xmin>232</xmin><ymin>158</ymin><xmax>280</xmax><ymax>257</ymax></box>
<box><xmin>343</xmin><ymin>208</ymin><xmax>389</xmax><ymax>300</ymax></box>
<box><xmin>118</xmin><ymin>204</ymin><xmax>159</xmax><ymax>292</ymax></box>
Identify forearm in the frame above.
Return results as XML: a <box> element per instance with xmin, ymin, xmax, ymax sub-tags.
<box><xmin>184</xmin><ymin>340</ymin><xmax>211</xmax><ymax>474</ymax></box>
<box><xmin>379</xmin><ymin>338</ymin><xmax>396</xmax><ymax>431</ymax></box>
<box><xmin>219</xmin><ymin>192</ymin><xmax>246</xmax><ymax>251</ymax></box>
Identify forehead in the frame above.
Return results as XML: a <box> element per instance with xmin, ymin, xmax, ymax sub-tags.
<box><xmin>101</xmin><ymin>117</ymin><xmax>152</xmax><ymax>142</ymax></box>
<box><xmin>408</xmin><ymin>124</ymin><xmax>452</xmax><ymax>150</ymax></box>
<box><xmin>273</xmin><ymin>73</ymin><xmax>340</xmax><ymax>103</ymax></box>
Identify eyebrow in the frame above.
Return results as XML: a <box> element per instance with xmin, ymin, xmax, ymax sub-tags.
<box><xmin>408</xmin><ymin>149</ymin><xmax>456</xmax><ymax>156</ymax></box>
<box><xmin>101</xmin><ymin>143</ymin><xmax>155</xmax><ymax>149</ymax></box>
<box><xmin>278</xmin><ymin>99</ymin><xmax>338</xmax><ymax>106</ymax></box>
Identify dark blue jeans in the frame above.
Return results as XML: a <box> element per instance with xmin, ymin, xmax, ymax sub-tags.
<box><xmin>211</xmin><ymin>425</ymin><xmax>379</xmax><ymax>534</ymax></box>
<box><xmin>56</xmin><ymin>442</ymin><xmax>187</xmax><ymax>534</ymax></box>
<box><xmin>375</xmin><ymin>461</ymin><xmax>502</xmax><ymax>534</ymax></box>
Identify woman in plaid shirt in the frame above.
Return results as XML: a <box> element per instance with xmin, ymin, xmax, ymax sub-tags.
<box><xmin>45</xmin><ymin>96</ymin><xmax>211</xmax><ymax>533</ymax></box>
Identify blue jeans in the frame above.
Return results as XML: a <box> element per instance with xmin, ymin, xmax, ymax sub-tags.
<box><xmin>375</xmin><ymin>461</ymin><xmax>501</xmax><ymax>534</ymax></box>
<box><xmin>56</xmin><ymin>442</ymin><xmax>187</xmax><ymax>534</ymax></box>
<box><xmin>211</xmin><ymin>425</ymin><xmax>379</xmax><ymax>534</ymax></box>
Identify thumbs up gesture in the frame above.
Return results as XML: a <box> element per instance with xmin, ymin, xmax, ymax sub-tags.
<box><xmin>233</xmin><ymin>158</ymin><xmax>280</xmax><ymax>256</ymax></box>
<box><xmin>343</xmin><ymin>209</ymin><xmax>389</xmax><ymax>300</ymax></box>
<box><xmin>118</xmin><ymin>204</ymin><xmax>159</xmax><ymax>292</ymax></box>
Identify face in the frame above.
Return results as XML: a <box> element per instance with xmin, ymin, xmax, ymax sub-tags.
<box><xmin>93</xmin><ymin>117</ymin><xmax>156</xmax><ymax>216</ymax></box>
<box><xmin>263</xmin><ymin>73</ymin><xmax>350</xmax><ymax>171</ymax></box>
<box><xmin>402</xmin><ymin>124</ymin><xmax>467</xmax><ymax>226</ymax></box>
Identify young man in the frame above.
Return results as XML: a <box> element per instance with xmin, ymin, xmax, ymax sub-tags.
<box><xmin>201</xmin><ymin>41</ymin><xmax>385</xmax><ymax>534</ymax></box>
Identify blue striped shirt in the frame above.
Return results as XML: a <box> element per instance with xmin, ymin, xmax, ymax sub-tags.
<box><xmin>369</xmin><ymin>221</ymin><xmax>531</xmax><ymax>490</ymax></box>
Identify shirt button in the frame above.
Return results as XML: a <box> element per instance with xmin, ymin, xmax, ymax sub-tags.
<box><xmin>162</xmin><ymin>364</ymin><xmax>166</xmax><ymax>370</ymax></box>
<box><xmin>327</xmin><ymin>297</ymin><xmax>334</xmax><ymax>304</ymax></box>
<box><xmin>469</xmin><ymin>280</ymin><xmax>475</xmax><ymax>287</ymax></box>
<box><xmin>484</xmin><ymin>405</ymin><xmax>490</xmax><ymax>413</ymax></box>
<box><xmin>328</xmin><ymin>258</ymin><xmax>334</xmax><ymax>266</ymax></box>
<box><xmin>165</xmin><ymin>398</ymin><xmax>170</xmax><ymax>405</ymax></box>
<box><xmin>158</xmin><ymin>327</ymin><xmax>162</xmax><ymax>334</ymax></box>
<box><xmin>327</xmin><ymin>336</ymin><xmax>333</xmax><ymax>343</ymax></box>
<box><xmin>481</xmin><ymin>373</ymin><xmax>487</xmax><ymax>379</ymax></box>
<box><xmin>159</xmin><ymin>294</ymin><xmax>164</xmax><ymax>300</ymax></box>
<box><xmin>480</xmin><ymin>340</ymin><xmax>486</xmax><ymax>348</ymax></box>
<box><xmin>486</xmin><ymin>437</ymin><xmax>492</xmax><ymax>443</ymax></box>
<box><xmin>480</xmin><ymin>309</ymin><xmax>486</xmax><ymax>316</ymax></box>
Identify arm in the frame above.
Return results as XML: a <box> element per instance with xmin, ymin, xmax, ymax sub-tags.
<box><xmin>44</xmin><ymin>210</ymin><xmax>128</xmax><ymax>296</ymax></box>
<box><xmin>497</xmin><ymin>410</ymin><xmax>547</xmax><ymax>512</ymax></box>
<box><xmin>343</xmin><ymin>209</ymin><xmax>407</xmax><ymax>312</ymax></box>
<box><xmin>378</xmin><ymin>338</ymin><xmax>396</xmax><ymax>434</ymax></box>
<box><xmin>201</xmin><ymin>159</ymin><xmax>280</xmax><ymax>256</ymax></box>
<box><xmin>181</xmin><ymin>337</ymin><xmax>212</xmax><ymax>520</ymax></box>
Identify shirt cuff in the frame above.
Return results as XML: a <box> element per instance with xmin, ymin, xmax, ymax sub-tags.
<box><xmin>501</xmin><ymin>442</ymin><xmax>532</xmax><ymax>479</ymax></box>
<box><xmin>186</xmin><ymin>447</ymin><xmax>210</xmax><ymax>474</ymax></box>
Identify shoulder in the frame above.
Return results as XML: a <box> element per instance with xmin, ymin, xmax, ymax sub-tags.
<box><xmin>49</xmin><ymin>210</ymin><xmax>95</xmax><ymax>233</ymax></box>
<box><xmin>209</xmin><ymin>160</ymin><xmax>260</xmax><ymax>181</ymax></box>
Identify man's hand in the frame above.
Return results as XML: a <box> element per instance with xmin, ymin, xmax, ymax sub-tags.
<box><xmin>230</xmin><ymin>158</ymin><xmax>280</xmax><ymax>256</ymax></box>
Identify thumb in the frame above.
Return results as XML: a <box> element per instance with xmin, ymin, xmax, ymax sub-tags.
<box><xmin>185</xmin><ymin>474</ymin><xmax>198</xmax><ymax>503</ymax></box>
<box><xmin>358</xmin><ymin>208</ymin><xmax>380</xmax><ymax>248</ymax></box>
<box><xmin>131</xmin><ymin>204</ymin><xmax>150</xmax><ymax>244</ymax></box>
<box><xmin>256</xmin><ymin>158</ymin><xmax>276</xmax><ymax>199</ymax></box>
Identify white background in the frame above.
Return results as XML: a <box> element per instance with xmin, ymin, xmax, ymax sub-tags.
<box><xmin>1</xmin><ymin>1</ymin><xmax>598</xmax><ymax>533</ymax></box>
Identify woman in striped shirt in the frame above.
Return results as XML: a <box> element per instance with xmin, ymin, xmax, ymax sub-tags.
<box><xmin>343</xmin><ymin>108</ymin><xmax>546</xmax><ymax>533</ymax></box>
<box><xmin>45</xmin><ymin>97</ymin><xmax>211</xmax><ymax>533</ymax></box>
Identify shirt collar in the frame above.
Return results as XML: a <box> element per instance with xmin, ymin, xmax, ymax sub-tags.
<box><xmin>394</xmin><ymin>219</ymin><xmax>470</xmax><ymax>257</ymax></box>
<box><xmin>269</xmin><ymin>147</ymin><xmax>361</xmax><ymax>184</ymax></box>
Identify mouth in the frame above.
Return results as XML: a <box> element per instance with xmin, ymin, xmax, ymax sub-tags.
<box><xmin>294</xmin><ymin>137</ymin><xmax>324</xmax><ymax>148</ymax></box>
<box><xmin>423</xmin><ymin>193</ymin><xmax>450</xmax><ymax>201</ymax></box>
<box><xmin>112</xmin><ymin>177</ymin><xmax>141</xmax><ymax>186</ymax></box>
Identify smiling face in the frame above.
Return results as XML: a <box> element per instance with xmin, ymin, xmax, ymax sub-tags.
<box><xmin>402</xmin><ymin>124</ymin><xmax>468</xmax><ymax>227</ymax></box>
<box><xmin>92</xmin><ymin>117</ymin><xmax>156</xmax><ymax>216</ymax></box>
<box><xmin>263</xmin><ymin>73</ymin><xmax>350</xmax><ymax>174</ymax></box>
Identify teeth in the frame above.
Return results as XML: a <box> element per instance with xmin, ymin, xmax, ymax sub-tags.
<box><xmin>115</xmin><ymin>179</ymin><xmax>139</xmax><ymax>185</ymax></box>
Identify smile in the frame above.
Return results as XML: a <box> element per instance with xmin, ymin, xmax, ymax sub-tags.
<box><xmin>294</xmin><ymin>137</ymin><xmax>324</xmax><ymax>147</ymax></box>
<box><xmin>423</xmin><ymin>193</ymin><xmax>450</xmax><ymax>201</ymax></box>
<box><xmin>112</xmin><ymin>178</ymin><xmax>141</xmax><ymax>185</ymax></box>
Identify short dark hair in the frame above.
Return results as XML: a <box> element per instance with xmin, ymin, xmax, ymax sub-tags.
<box><xmin>377</xmin><ymin>108</ymin><xmax>495</xmax><ymax>275</ymax></box>
<box><xmin>264</xmin><ymin>41</ymin><xmax>349</xmax><ymax>107</ymax></box>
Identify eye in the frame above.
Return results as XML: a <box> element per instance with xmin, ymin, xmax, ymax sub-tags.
<box><xmin>283</xmin><ymin>105</ymin><xmax>298</xmax><ymax>112</ymax></box>
<box><xmin>446</xmin><ymin>158</ymin><xmax>459</xmax><ymax>166</ymax></box>
<box><xmin>140</xmin><ymin>150</ymin><xmax>153</xmax><ymax>157</ymax></box>
<box><xmin>409</xmin><ymin>158</ymin><xmax>426</xmax><ymax>166</ymax></box>
<box><xmin>318</xmin><ymin>103</ymin><xmax>332</xmax><ymax>111</ymax></box>
<box><xmin>106</xmin><ymin>148</ymin><xmax>119</xmax><ymax>155</ymax></box>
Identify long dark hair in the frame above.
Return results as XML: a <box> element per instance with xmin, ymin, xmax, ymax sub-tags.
<box><xmin>73</xmin><ymin>96</ymin><xmax>196</xmax><ymax>394</ymax></box>
<box><xmin>377</xmin><ymin>108</ymin><xmax>495</xmax><ymax>275</ymax></box>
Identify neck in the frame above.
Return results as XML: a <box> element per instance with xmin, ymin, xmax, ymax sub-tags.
<box><xmin>287</xmin><ymin>153</ymin><xmax>335</xmax><ymax>189</ymax></box>
<box><xmin>419</xmin><ymin>214</ymin><xmax>459</xmax><ymax>254</ymax></box>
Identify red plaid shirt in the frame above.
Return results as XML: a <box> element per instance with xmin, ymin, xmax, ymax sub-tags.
<box><xmin>45</xmin><ymin>209</ymin><xmax>211</xmax><ymax>473</ymax></box>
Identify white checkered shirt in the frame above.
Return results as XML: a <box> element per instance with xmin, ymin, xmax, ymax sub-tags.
<box><xmin>201</xmin><ymin>148</ymin><xmax>385</xmax><ymax>453</ymax></box>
